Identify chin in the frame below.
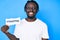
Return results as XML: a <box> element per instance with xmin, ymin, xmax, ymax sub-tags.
<box><xmin>28</xmin><ymin>16</ymin><xmax>34</xmax><ymax>17</ymax></box>
<box><xmin>27</xmin><ymin>14</ymin><xmax>35</xmax><ymax>18</ymax></box>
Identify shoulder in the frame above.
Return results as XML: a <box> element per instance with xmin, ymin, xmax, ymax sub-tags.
<box><xmin>37</xmin><ymin>19</ymin><xmax>48</xmax><ymax>27</ymax></box>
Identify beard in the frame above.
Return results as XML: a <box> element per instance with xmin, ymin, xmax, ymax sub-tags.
<box><xmin>27</xmin><ymin>15</ymin><xmax>35</xmax><ymax>19</ymax></box>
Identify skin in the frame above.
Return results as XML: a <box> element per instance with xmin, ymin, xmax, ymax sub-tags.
<box><xmin>1</xmin><ymin>2</ymin><xmax>48</xmax><ymax>40</ymax></box>
<box><xmin>25</xmin><ymin>2</ymin><xmax>48</xmax><ymax>40</ymax></box>
<box><xmin>25</xmin><ymin>2</ymin><xmax>37</xmax><ymax>22</ymax></box>
<box><xmin>1</xmin><ymin>25</ymin><xmax>19</xmax><ymax>40</ymax></box>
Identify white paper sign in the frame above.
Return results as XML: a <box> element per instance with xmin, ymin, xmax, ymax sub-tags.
<box><xmin>6</xmin><ymin>17</ymin><xmax>20</xmax><ymax>26</ymax></box>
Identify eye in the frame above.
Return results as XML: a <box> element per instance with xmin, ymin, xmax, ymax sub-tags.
<box><xmin>26</xmin><ymin>7</ymin><xmax>30</xmax><ymax>10</ymax></box>
<box><xmin>32</xmin><ymin>8</ymin><xmax>36</xmax><ymax>10</ymax></box>
<box><xmin>26</xmin><ymin>7</ymin><xmax>36</xmax><ymax>10</ymax></box>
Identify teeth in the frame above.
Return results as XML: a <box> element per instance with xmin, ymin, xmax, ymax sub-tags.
<box><xmin>29</xmin><ymin>12</ymin><xmax>33</xmax><ymax>14</ymax></box>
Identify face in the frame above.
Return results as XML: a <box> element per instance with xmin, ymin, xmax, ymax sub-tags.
<box><xmin>25</xmin><ymin>2</ymin><xmax>38</xmax><ymax>18</ymax></box>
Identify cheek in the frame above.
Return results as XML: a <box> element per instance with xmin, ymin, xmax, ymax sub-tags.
<box><xmin>26</xmin><ymin>10</ymin><xmax>37</xmax><ymax>13</ymax></box>
<box><xmin>33</xmin><ymin>10</ymin><xmax>37</xmax><ymax>13</ymax></box>
<box><xmin>25</xmin><ymin>9</ymin><xmax>30</xmax><ymax>13</ymax></box>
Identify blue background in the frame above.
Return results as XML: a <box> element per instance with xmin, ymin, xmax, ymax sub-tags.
<box><xmin>0</xmin><ymin>0</ymin><xmax>60</xmax><ymax>40</ymax></box>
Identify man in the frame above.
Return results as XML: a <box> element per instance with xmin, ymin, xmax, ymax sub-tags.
<box><xmin>1</xmin><ymin>0</ymin><xmax>49</xmax><ymax>40</ymax></box>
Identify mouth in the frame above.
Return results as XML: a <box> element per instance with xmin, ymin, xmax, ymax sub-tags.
<box><xmin>27</xmin><ymin>12</ymin><xmax>34</xmax><ymax>17</ymax></box>
<box><xmin>29</xmin><ymin>12</ymin><xmax>34</xmax><ymax>15</ymax></box>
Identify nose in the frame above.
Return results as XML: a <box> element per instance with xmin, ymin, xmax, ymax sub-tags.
<box><xmin>30</xmin><ymin>8</ymin><xmax>33</xmax><ymax>12</ymax></box>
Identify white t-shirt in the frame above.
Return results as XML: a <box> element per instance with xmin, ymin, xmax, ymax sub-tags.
<box><xmin>14</xmin><ymin>19</ymin><xmax>49</xmax><ymax>40</ymax></box>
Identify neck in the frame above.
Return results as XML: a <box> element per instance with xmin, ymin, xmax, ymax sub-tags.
<box><xmin>25</xmin><ymin>17</ymin><xmax>36</xmax><ymax>22</ymax></box>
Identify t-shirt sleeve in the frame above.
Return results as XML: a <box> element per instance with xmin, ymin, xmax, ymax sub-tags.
<box><xmin>14</xmin><ymin>25</ymin><xmax>20</xmax><ymax>38</ymax></box>
<box><xmin>41</xmin><ymin>23</ymin><xmax>49</xmax><ymax>39</ymax></box>
<box><xmin>14</xmin><ymin>21</ymin><xmax>22</xmax><ymax>39</ymax></box>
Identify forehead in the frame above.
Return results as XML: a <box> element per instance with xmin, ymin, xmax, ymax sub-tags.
<box><xmin>26</xmin><ymin>2</ymin><xmax>37</xmax><ymax>7</ymax></box>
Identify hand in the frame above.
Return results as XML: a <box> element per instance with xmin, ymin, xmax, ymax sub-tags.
<box><xmin>1</xmin><ymin>25</ymin><xmax>9</xmax><ymax>33</ymax></box>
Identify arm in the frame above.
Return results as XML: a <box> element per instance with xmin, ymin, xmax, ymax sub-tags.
<box><xmin>4</xmin><ymin>32</ymin><xmax>19</xmax><ymax>40</ymax></box>
<box><xmin>42</xmin><ymin>23</ymin><xmax>49</xmax><ymax>40</ymax></box>
<box><xmin>42</xmin><ymin>38</ymin><xmax>48</xmax><ymax>40</ymax></box>
<box><xmin>1</xmin><ymin>25</ymin><xmax>19</xmax><ymax>40</ymax></box>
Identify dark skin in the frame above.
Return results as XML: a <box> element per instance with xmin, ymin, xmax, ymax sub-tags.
<box><xmin>1</xmin><ymin>25</ymin><xmax>19</xmax><ymax>40</ymax></box>
<box><xmin>25</xmin><ymin>2</ymin><xmax>48</xmax><ymax>40</ymax></box>
<box><xmin>25</xmin><ymin>2</ymin><xmax>37</xmax><ymax>22</ymax></box>
<box><xmin>1</xmin><ymin>2</ymin><xmax>48</xmax><ymax>40</ymax></box>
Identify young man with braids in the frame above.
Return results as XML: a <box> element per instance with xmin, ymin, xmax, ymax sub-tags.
<box><xmin>1</xmin><ymin>0</ymin><xmax>49</xmax><ymax>40</ymax></box>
